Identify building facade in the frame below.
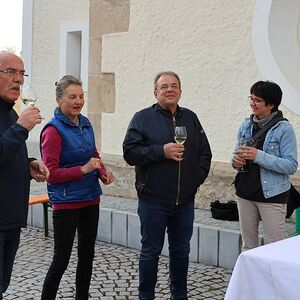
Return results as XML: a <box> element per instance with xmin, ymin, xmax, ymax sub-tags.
<box><xmin>23</xmin><ymin>0</ymin><xmax>300</xmax><ymax>208</ymax></box>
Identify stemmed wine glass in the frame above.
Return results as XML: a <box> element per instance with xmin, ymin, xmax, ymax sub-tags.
<box><xmin>174</xmin><ymin>126</ymin><xmax>187</xmax><ymax>145</ymax></box>
<box><xmin>174</xmin><ymin>126</ymin><xmax>187</xmax><ymax>197</ymax></box>
<box><xmin>20</xmin><ymin>85</ymin><xmax>37</xmax><ymax>107</ymax></box>
<box><xmin>20</xmin><ymin>85</ymin><xmax>44</xmax><ymax>120</ymax></box>
<box><xmin>237</xmin><ymin>137</ymin><xmax>248</xmax><ymax>172</ymax></box>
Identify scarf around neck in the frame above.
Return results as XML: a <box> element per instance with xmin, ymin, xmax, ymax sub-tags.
<box><xmin>252</xmin><ymin>111</ymin><xmax>282</xmax><ymax>128</ymax></box>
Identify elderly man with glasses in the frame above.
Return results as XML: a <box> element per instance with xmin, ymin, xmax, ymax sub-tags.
<box><xmin>0</xmin><ymin>51</ymin><xmax>49</xmax><ymax>299</ymax></box>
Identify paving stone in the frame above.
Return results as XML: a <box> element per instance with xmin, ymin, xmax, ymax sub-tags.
<box><xmin>31</xmin><ymin>203</ymin><xmax>44</xmax><ymax>229</ymax></box>
<box><xmin>5</xmin><ymin>227</ymin><xmax>232</xmax><ymax>299</ymax></box>
<box><xmin>112</xmin><ymin>210</ymin><xmax>128</xmax><ymax>247</ymax></box>
<box><xmin>24</xmin><ymin>192</ymin><xmax>296</xmax><ymax>299</ymax></box>
<box><xmin>199</xmin><ymin>225</ymin><xmax>219</xmax><ymax>266</ymax></box>
<box><xmin>98</xmin><ymin>208</ymin><xmax>113</xmax><ymax>243</ymax></box>
<box><xmin>161</xmin><ymin>231</ymin><xmax>169</xmax><ymax>257</ymax></box>
<box><xmin>190</xmin><ymin>225</ymin><xmax>199</xmax><ymax>262</ymax></box>
<box><xmin>219</xmin><ymin>229</ymin><xmax>241</xmax><ymax>269</ymax></box>
<box><xmin>127</xmin><ymin>213</ymin><xmax>141</xmax><ymax>250</ymax></box>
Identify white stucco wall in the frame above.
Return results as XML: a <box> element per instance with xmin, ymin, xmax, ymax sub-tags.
<box><xmin>101</xmin><ymin>0</ymin><xmax>300</xmax><ymax>164</ymax></box>
<box><xmin>25</xmin><ymin>0</ymin><xmax>300</xmax><ymax>166</ymax></box>
<box><xmin>23</xmin><ymin>0</ymin><xmax>89</xmax><ymax>143</ymax></box>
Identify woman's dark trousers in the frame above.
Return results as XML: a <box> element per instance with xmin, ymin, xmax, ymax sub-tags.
<box><xmin>41</xmin><ymin>205</ymin><xmax>99</xmax><ymax>300</ymax></box>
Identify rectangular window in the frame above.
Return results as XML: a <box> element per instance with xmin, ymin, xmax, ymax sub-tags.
<box><xmin>66</xmin><ymin>31</ymin><xmax>82</xmax><ymax>79</ymax></box>
<box><xmin>59</xmin><ymin>20</ymin><xmax>88</xmax><ymax>92</ymax></box>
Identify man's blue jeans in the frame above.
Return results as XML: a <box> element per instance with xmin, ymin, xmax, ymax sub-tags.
<box><xmin>138</xmin><ymin>199</ymin><xmax>194</xmax><ymax>300</ymax></box>
<box><xmin>0</xmin><ymin>228</ymin><xmax>21</xmax><ymax>300</ymax></box>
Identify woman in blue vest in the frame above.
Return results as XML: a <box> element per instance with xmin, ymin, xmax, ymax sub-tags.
<box><xmin>40</xmin><ymin>75</ymin><xmax>114</xmax><ymax>300</ymax></box>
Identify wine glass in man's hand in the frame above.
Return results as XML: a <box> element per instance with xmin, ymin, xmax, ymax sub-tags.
<box><xmin>174</xmin><ymin>126</ymin><xmax>187</xmax><ymax>160</ymax></box>
<box><xmin>20</xmin><ymin>85</ymin><xmax>44</xmax><ymax>121</ymax></box>
<box><xmin>20</xmin><ymin>85</ymin><xmax>37</xmax><ymax>107</ymax></box>
<box><xmin>174</xmin><ymin>126</ymin><xmax>187</xmax><ymax>145</ymax></box>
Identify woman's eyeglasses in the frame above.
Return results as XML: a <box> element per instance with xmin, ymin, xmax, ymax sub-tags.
<box><xmin>248</xmin><ymin>96</ymin><xmax>264</xmax><ymax>104</ymax></box>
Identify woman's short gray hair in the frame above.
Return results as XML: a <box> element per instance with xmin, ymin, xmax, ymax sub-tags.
<box><xmin>55</xmin><ymin>75</ymin><xmax>82</xmax><ymax>98</ymax></box>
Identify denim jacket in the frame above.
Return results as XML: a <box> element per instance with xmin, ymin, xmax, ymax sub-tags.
<box><xmin>235</xmin><ymin>117</ymin><xmax>298</xmax><ymax>198</ymax></box>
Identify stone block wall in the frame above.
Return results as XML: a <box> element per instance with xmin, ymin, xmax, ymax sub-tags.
<box><xmin>88</xmin><ymin>0</ymin><xmax>130</xmax><ymax>148</ymax></box>
<box><xmin>100</xmin><ymin>153</ymin><xmax>300</xmax><ymax>210</ymax></box>
<box><xmin>27</xmin><ymin>140</ymin><xmax>300</xmax><ymax>211</ymax></box>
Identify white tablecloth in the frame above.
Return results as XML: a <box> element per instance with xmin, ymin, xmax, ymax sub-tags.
<box><xmin>225</xmin><ymin>235</ymin><xmax>300</xmax><ymax>300</ymax></box>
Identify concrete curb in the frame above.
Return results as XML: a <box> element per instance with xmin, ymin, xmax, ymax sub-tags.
<box><xmin>28</xmin><ymin>205</ymin><xmax>241</xmax><ymax>269</ymax></box>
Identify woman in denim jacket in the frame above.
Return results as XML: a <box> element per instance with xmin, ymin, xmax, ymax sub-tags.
<box><xmin>232</xmin><ymin>81</ymin><xmax>298</xmax><ymax>251</ymax></box>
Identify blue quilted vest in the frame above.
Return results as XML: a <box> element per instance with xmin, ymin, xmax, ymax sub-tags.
<box><xmin>41</xmin><ymin>108</ymin><xmax>102</xmax><ymax>203</ymax></box>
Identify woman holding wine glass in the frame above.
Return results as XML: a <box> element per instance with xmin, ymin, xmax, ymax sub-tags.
<box><xmin>232</xmin><ymin>81</ymin><xmax>298</xmax><ymax>252</ymax></box>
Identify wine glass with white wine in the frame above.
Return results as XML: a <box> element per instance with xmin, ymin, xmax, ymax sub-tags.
<box><xmin>174</xmin><ymin>126</ymin><xmax>187</xmax><ymax>161</ymax></box>
<box><xmin>20</xmin><ymin>85</ymin><xmax>37</xmax><ymax>107</ymax></box>
<box><xmin>237</xmin><ymin>137</ymin><xmax>249</xmax><ymax>172</ymax></box>
<box><xmin>20</xmin><ymin>85</ymin><xmax>44</xmax><ymax>121</ymax></box>
<box><xmin>174</xmin><ymin>126</ymin><xmax>187</xmax><ymax>196</ymax></box>
<box><xmin>174</xmin><ymin>126</ymin><xmax>187</xmax><ymax>145</ymax></box>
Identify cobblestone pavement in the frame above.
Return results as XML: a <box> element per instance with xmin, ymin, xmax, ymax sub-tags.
<box><xmin>6</xmin><ymin>227</ymin><xmax>232</xmax><ymax>300</ymax></box>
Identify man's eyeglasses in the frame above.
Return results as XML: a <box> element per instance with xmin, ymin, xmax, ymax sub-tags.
<box><xmin>248</xmin><ymin>95</ymin><xmax>265</xmax><ymax>104</ymax></box>
<box><xmin>158</xmin><ymin>84</ymin><xmax>180</xmax><ymax>91</ymax></box>
<box><xmin>0</xmin><ymin>69</ymin><xmax>28</xmax><ymax>78</ymax></box>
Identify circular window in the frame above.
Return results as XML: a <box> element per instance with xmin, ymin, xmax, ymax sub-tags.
<box><xmin>253</xmin><ymin>0</ymin><xmax>300</xmax><ymax>115</ymax></box>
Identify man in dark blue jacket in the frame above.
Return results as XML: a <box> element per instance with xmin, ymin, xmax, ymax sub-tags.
<box><xmin>0</xmin><ymin>51</ymin><xmax>49</xmax><ymax>299</ymax></box>
<box><xmin>123</xmin><ymin>71</ymin><xmax>212</xmax><ymax>300</ymax></box>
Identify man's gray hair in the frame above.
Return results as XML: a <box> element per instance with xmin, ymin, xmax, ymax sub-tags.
<box><xmin>0</xmin><ymin>50</ymin><xmax>21</xmax><ymax>65</ymax></box>
<box><xmin>153</xmin><ymin>71</ymin><xmax>181</xmax><ymax>90</ymax></box>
